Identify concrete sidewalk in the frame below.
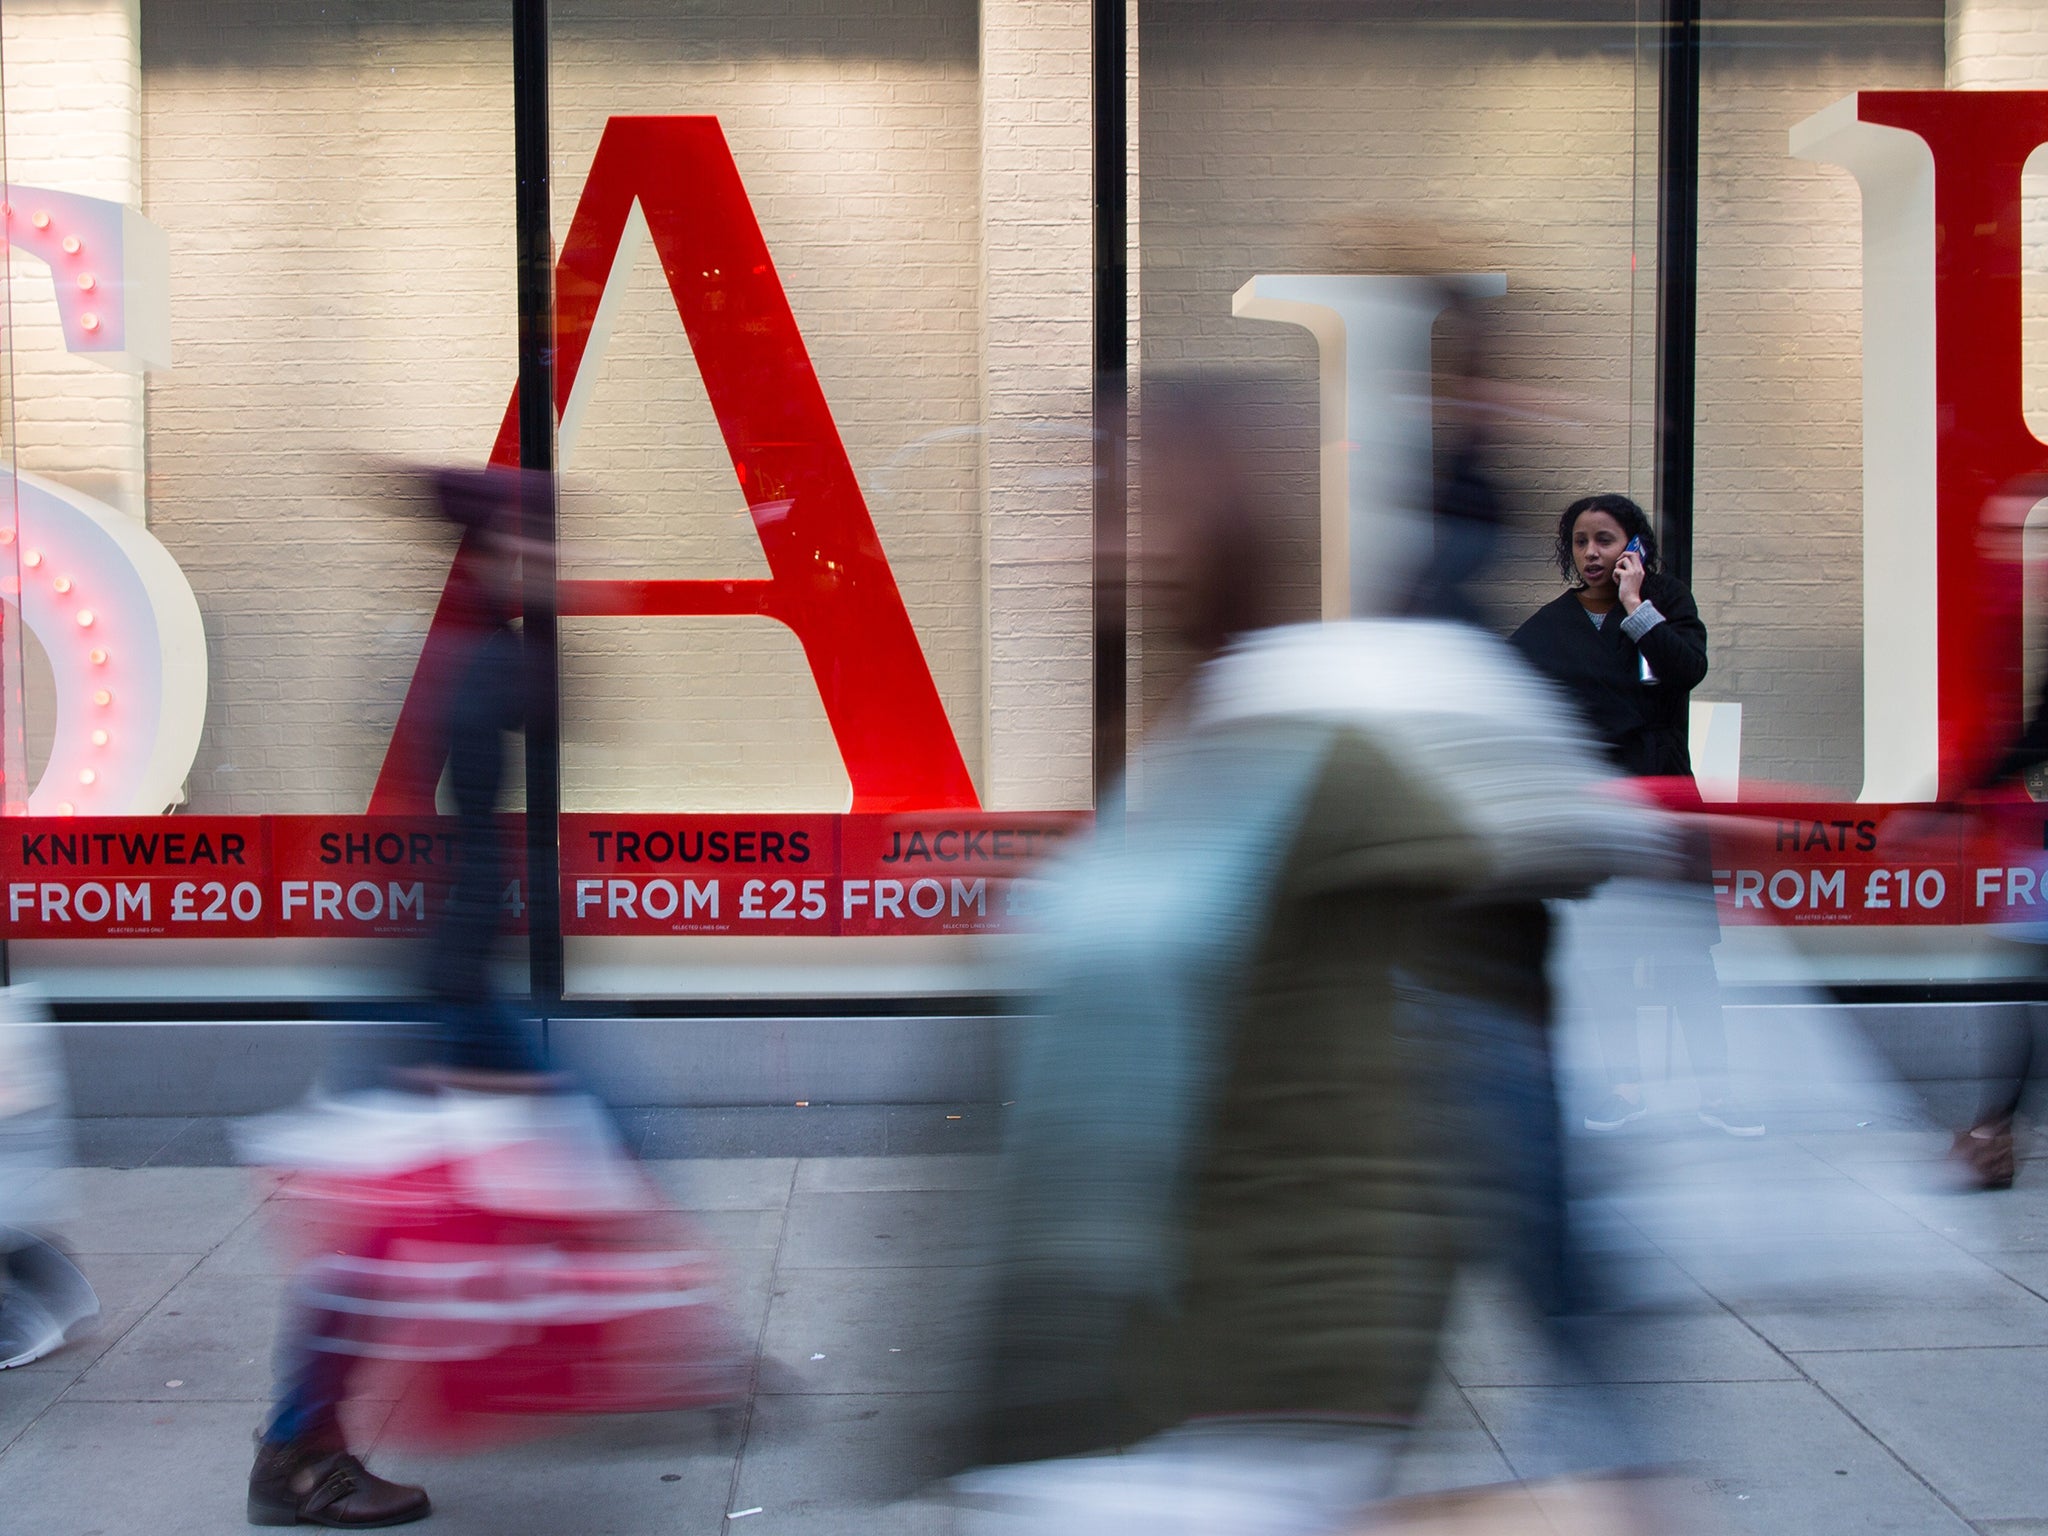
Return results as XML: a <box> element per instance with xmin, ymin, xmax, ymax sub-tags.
<box><xmin>4</xmin><ymin>1126</ymin><xmax>2048</xmax><ymax>1534</ymax></box>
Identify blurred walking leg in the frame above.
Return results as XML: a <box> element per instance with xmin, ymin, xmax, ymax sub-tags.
<box><xmin>249</xmin><ymin>1263</ymin><xmax>431</xmax><ymax>1528</ymax></box>
<box><xmin>1444</xmin><ymin>990</ymin><xmax>1641</xmax><ymax>1474</ymax></box>
<box><xmin>1954</xmin><ymin>1001</ymin><xmax>2044</xmax><ymax>1190</ymax></box>
<box><xmin>1584</xmin><ymin>962</ymin><xmax>1647</xmax><ymax>1131</ymax></box>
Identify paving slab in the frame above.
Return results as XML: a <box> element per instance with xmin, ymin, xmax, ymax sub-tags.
<box><xmin>1381</xmin><ymin>1377</ymin><xmax>1517</xmax><ymax>1498</ymax></box>
<box><xmin>54</xmin><ymin>1166</ymin><xmax>275</xmax><ymax>1254</ymax></box>
<box><xmin>185</xmin><ymin>1200</ymin><xmax>296</xmax><ymax>1278</ymax></box>
<box><xmin>1796</xmin><ymin>1129</ymin><xmax>1959</xmax><ymax>1167</ymax></box>
<box><xmin>1692</xmin><ymin>1236</ymin><xmax>2048</xmax><ymax>1352</ymax></box>
<box><xmin>778</xmin><ymin>1190</ymin><xmax>988</xmax><ymax>1270</ymax></box>
<box><xmin>1582</xmin><ymin>1133</ymin><xmax>1848</xmax><ymax>1188</ymax></box>
<box><xmin>1653</xmin><ymin>1218</ymin><xmax>2003</xmax><ymax>1305</ymax></box>
<box><xmin>0</xmin><ymin>1396</ymin><xmax>386</xmax><ymax>1536</ymax></box>
<box><xmin>1985</xmin><ymin>1246</ymin><xmax>2048</xmax><ymax>1299</ymax></box>
<box><xmin>1465</xmin><ymin>1380</ymin><xmax>1977</xmax><ymax>1535</ymax></box>
<box><xmin>1868</xmin><ymin>1181</ymin><xmax>2048</xmax><ymax>1254</ymax></box>
<box><xmin>721</xmin><ymin>1240</ymin><xmax>781</xmax><ymax>1342</ymax></box>
<box><xmin>1567</xmin><ymin>1196</ymin><xmax>1668</xmax><ymax>1259</ymax></box>
<box><xmin>646</xmin><ymin>1157</ymin><xmax>797</xmax><ymax>1211</ymax></box>
<box><xmin>733</xmin><ymin>1390</ymin><xmax>973</xmax><ymax>1531</ymax></box>
<box><xmin>1606</xmin><ymin>1175</ymin><xmax>1928</xmax><ymax>1251</ymax></box>
<box><xmin>0</xmin><ymin>1366</ymin><xmax>68</xmax><ymax>1454</ymax></box>
<box><xmin>1795</xmin><ymin>1346</ymin><xmax>2048</xmax><ymax>1523</ymax></box>
<box><xmin>1443</xmin><ymin>1278</ymin><xmax>1796</xmax><ymax>1387</ymax></box>
<box><xmin>7</xmin><ymin>1249</ymin><xmax>201</xmax><ymax>1377</ymax></box>
<box><xmin>369</xmin><ymin>1415</ymin><xmax>737</xmax><ymax>1536</ymax></box>
<box><xmin>66</xmin><ymin>1270</ymin><xmax>284</xmax><ymax>1403</ymax></box>
<box><xmin>686</xmin><ymin>1203</ymin><xmax>789</xmax><ymax>1254</ymax></box>
<box><xmin>794</xmin><ymin>1154</ymin><xmax>996</xmax><ymax>1194</ymax></box>
<box><xmin>762</xmin><ymin>1265</ymin><xmax>988</xmax><ymax>1397</ymax></box>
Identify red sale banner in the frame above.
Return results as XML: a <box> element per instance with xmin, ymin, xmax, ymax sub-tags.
<box><xmin>558</xmin><ymin>815</ymin><xmax>836</xmax><ymax>936</ymax></box>
<box><xmin>0</xmin><ymin>814</ymin><xmax>1091</xmax><ymax>940</ymax></box>
<box><xmin>267</xmin><ymin>818</ymin><xmax>528</xmax><ymax>940</ymax></box>
<box><xmin>836</xmin><ymin>813</ymin><xmax>1085</xmax><ymax>936</ymax></box>
<box><xmin>1706</xmin><ymin>802</ymin><xmax>2048</xmax><ymax>927</ymax></box>
<box><xmin>2</xmin><ymin>818</ymin><xmax>271</xmax><ymax>937</ymax></box>
<box><xmin>10</xmin><ymin>803</ymin><xmax>2044</xmax><ymax>940</ymax></box>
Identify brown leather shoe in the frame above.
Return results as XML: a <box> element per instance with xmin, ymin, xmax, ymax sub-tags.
<box><xmin>248</xmin><ymin>1437</ymin><xmax>431</xmax><ymax>1528</ymax></box>
<box><xmin>1951</xmin><ymin>1122</ymin><xmax>2017</xmax><ymax>1192</ymax></box>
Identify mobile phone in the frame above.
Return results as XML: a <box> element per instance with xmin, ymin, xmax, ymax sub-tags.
<box><xmin>1622</xmin><ymin>538</ymin><xmax>1656</xmax><ymax>682</ymax></box>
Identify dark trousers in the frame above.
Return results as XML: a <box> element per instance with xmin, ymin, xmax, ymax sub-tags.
<box><xmin>1593</xmin><ymin>951</ymin><xmax>1729</xmax><ymax>1087</ymax></box>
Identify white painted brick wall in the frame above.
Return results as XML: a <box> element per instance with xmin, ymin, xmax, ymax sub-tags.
<box><xmin>981</xmin><ymin>0</ymin><xmax>1095</xmax><ymax>810</ymax></box>
<box><xmin>140</xmin><ymin>14</ymin><xmax>520</xmax><ymax>814</ymax></box>
<box><xmin>1692</xmin><ymin>12</ymin><xmax>1945</xmax><ymax>793</ymax></box>
<box><xmin>1950</xmin><ymin>0</ymin><xmax>2048</xmax><ymax>86</ymax></box>
<box><xmin>2</xmin><ymin>0</ymin><xmax>146</xmax><ymax>520</ymax></box>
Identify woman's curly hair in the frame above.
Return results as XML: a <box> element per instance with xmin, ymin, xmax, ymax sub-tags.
<box><xmin>1555</xmin><ymin>493</ymin><xmax>1658</xmax><ymax>586</ymax></box>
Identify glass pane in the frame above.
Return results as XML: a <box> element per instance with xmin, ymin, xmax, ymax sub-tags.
<box><xmin>1688</xmin><ymin>2</ymin><xmax>2032</xmax><ymax>983</ymax></box>
<box><xmin>2</xmin><ymin>4</ymin><xmax>521</xmax><ymax>998</ymax></box>
<box><xmin>1135</xmin><ymin>0</ymin><xmax>1656</xmax><ymax>714</ymax></box>
<box><xmin>546</xmin><ymin>1</ymin><xmax>1091</xmax><ymax>998</ymax></box>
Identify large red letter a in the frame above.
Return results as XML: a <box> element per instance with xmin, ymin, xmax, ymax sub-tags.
<box><xmin>372</xmin><ymin>116</ymin><xmax>979</xmax><ymax>813</ymax></box>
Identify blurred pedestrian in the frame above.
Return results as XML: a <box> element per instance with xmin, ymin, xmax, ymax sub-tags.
<box><xmin>1402</xmin><ymin>279</ymin><xmax>1510</xmax><ymax>630</ymax></box>
<box><xmin>247</xmin><ymin>466</ymin><xmax>543</xmax><ymax>1529</ymax></box>
<box><xmin>0</xmin><ymin>992</ymin><xmax>97</xmax><ymax>1370</ymax></box>
<box><xmin>402</xmin><ymin>466</ymin><xmax>546</xmax><ymax>1082</ymax></box>
<box><xmin>1510</xmin><ymin>494</ymin><xmax>1758</xmax><ymax>1137</ymax></box>
<box><xmin>1949</xmin><ymin>471</ymin><xmax>2048</xmax><ymax>1190</ymax></box>
<box><xmin>954</xmin><ymin>384</ymin><xmax>1654</xmax><ymax>1534</ymax></box>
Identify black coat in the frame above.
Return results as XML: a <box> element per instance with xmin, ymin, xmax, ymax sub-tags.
<box><xmin>1510</xmin><ymin>572</ymin><xmax>1708</xmax><ymax>779</ymax></box>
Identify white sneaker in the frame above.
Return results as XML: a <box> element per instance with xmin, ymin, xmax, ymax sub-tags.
<box><xmin>1584</xmin><ymin>1092</ymin><xmax>1648</xmax><ymax>1133</ymax></box>
<box><xmin>1698</xmin><ymin>1102</ymin><xmax>1765</xmax><ymax>1138</ymax></box>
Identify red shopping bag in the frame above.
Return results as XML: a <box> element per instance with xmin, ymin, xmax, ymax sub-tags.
<box><xmin>255</xmin><ymin>1091</ymin><xmax>747</xmax><ymax>1449</ymax></box>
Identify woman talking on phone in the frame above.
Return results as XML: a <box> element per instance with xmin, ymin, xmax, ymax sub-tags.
<box><xmin>1510</xmin><ymin>493</ymin><xmax>1705</xmax><ymax>776</ymax></box>
<box><xmin>1512</xmin><ymin>493</ymin><xmax>1760</xmax><ymax>1135</ymax></box>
